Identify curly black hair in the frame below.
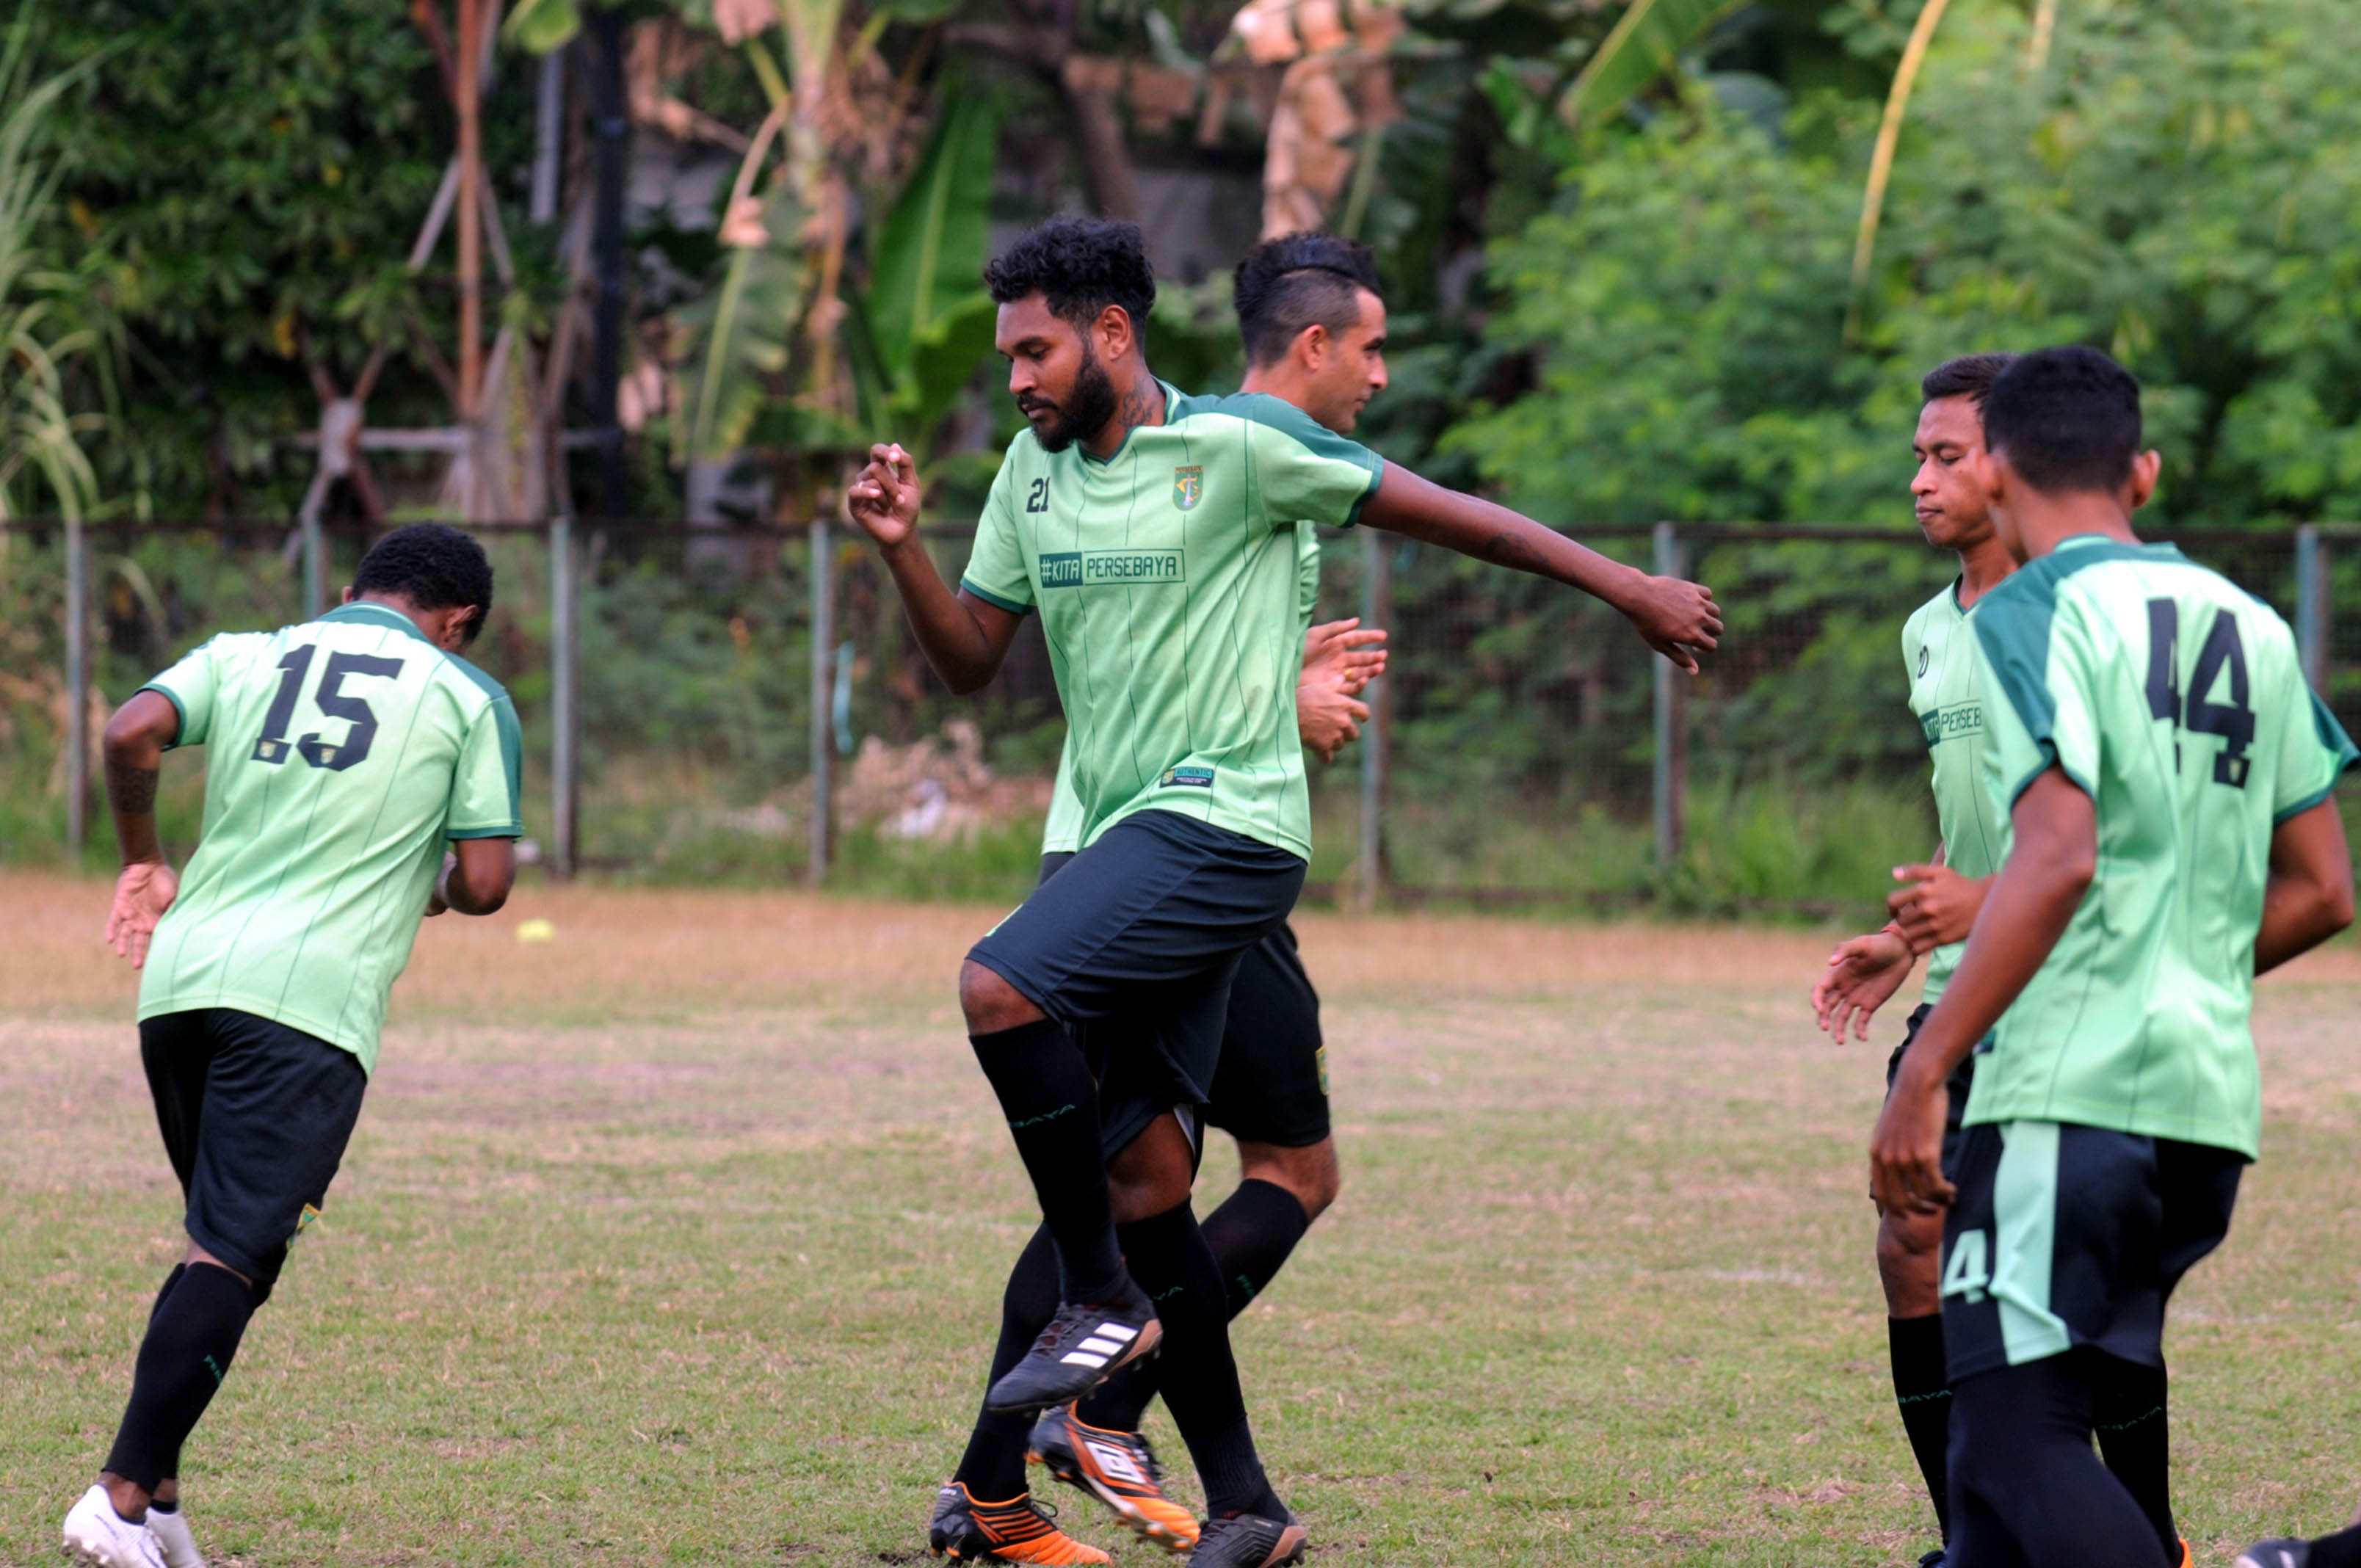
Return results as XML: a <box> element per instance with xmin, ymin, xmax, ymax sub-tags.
<box><xmin>983</xmin><ymin>217</ymin><xmax>1156</xmax><ymax>343</ymax></box>
<box><xmin>352</xmin><ymin>523</ymin><xmax>495</xmax><ymax>645</ymax></box>
<box><xmin>1982</xmin><ymin>345</ymin><xmax>2144</xmax><ymax>496</ymax></box>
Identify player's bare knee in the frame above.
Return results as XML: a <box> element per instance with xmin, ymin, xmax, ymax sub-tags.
<box><xmin>1238</xmin><ymin>1139</ymin><xmax>1340</xmax><ymax>1222</ymax></box>
<box><xmin>1108</xmin><ymin>1115</ymin><xmax>1195</xmax><ymax>1224</ymax></box>
<box><xmin>960</xmin><ymin>960</ymin><xmax>1042</xmax><ymax>1034</ymax></box>
<box><xmin>1876</xmin><ymin>1206</ymin><xmax>1943</xmax><ymax>1318</ymax></box>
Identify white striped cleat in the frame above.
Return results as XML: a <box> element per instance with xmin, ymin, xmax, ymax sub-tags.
<box><xmin>60</xmin><ymin>1486</ymin><xmax>166</xmax><ymax>1568</ymax></box>
<box><xmin>985</xmin><ymin>1284</ymin><xmax>1163</xmax><ymax>1415</ymax></box>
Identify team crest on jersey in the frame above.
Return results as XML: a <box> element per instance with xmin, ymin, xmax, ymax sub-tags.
<box><xmin>1172</xmin><ymin>465</ymin><xmax>1204</xmax><ymax>510</ymax></box>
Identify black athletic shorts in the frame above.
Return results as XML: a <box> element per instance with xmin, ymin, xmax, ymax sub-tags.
<box><xmin>1882</xmin><ymin>1002</ymin><xmax>1978</xmax><ymax>1183</ymax></box>
<box><xmin>977</xmin><ymin>810</ymin><xmax>1305</xmax><ymax>1161</ymax></box>
<box><xmin>1203</xmin><ymin>922</ymin><xmax>1328</xmax><ymax>1148</ymax></box>
<box><xmin>139</xmin><ymin>1008</ymin><xmax>369</xmax><ymax>1294</ymax></box>
<box><xmin>1940</xmin><ymin>1119</ymin><xmax>2245</xmax><ymax>1384</ymax></box>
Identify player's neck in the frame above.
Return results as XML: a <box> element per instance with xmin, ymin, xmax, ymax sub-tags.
<box><xmin>2008</xmin><ymin>494</ymin><xmax>2141</xmax><ymax>561</ymax></box>
<box><xmin>1081</xmin><ymin>369</ymin><xmax>1169</xmax><ymax>461</ymax></box>
<box><xmin>1952</xmin><ymin>534</ymin><xmax>2015</xmax><ymax>607</ymax></box>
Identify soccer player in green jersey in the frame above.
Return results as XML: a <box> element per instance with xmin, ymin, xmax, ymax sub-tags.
<box><xmin>61</xmin><ymin>524</ymin><xmax>521</xmax><ymax>1568</ymax></box>
<box><xmin>1869</xmin><ymin>346</ymin><xmax>2356</xmax><ymax>1565</ymax></box>
<box><xmin>1813</xmin><ymin>352</ymin><xmax>2018</xmax><ymax>1563</ymax></box>
<box><xmin>849</xmin><ymin>217</ymin><xmax>1719</xmax><ymax>1568</ymax></box>
<box><xmin>990</xmin><ymin>233</ymin><xmax>1393</xmax><ymax>1556</ymax></box>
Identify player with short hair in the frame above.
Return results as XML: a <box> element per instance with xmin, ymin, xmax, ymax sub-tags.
<box><xmin>60</xmin><ymin>523</ymin><xmax>522</xmax><ymax>1568</ymax></box>
<box><xmin>1869</xmin><ymin>346</ymin><xmax>2356</xmax><ymax>1565</ymax></box>
<box><xmin>848</xmin><ymin>216</ymin><xmax>1719</xmax><ymax>1567</ymax></box>
<box><xmin>1019</xmin><ymin>231</ymin><xmax>1391</xmax><ymax>1552</ymax></box>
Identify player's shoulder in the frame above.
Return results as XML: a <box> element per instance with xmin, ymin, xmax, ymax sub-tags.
<box><xmin>434</xmin><ymin>649</ymin><xmax>516</xmax><ymax>718</ymax></box>
<box><xmin>1175</xmin><ymin>390</ymin><xmax>1375</xmax><ymax>463</ymax></box>
<box><xmin>1902</xmin><ymin>579</ymin><xmax>1961</xmax><ymax>638</ymax></box>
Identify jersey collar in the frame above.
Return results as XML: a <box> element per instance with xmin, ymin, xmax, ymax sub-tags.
<box><xmin>319</xmin><ymin>600</ymin><xmax>435</xmax><ymax>645</ymax></box>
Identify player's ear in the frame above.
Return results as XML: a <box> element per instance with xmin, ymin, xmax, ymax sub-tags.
<box><xmin>1097</xmin><ymin>302</ymin><xmax>1136</xmax><ymax>364</ymax></box>
<box><xmin>2126</xmin><ymin>448</ymin><xmax>2161</xmax><ymax>511</ymax></box>
<box><xmin>340</xmin><ymin>586</ymin><xmax>356</xmax><ymax>605</ymax></box>
<box><xmin>1296</xmin><ymin>323</ymin><xmax>1328</xmax><ymax>371</ymax></box>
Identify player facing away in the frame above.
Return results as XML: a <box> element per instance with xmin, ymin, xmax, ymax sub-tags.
<box><xmin>1868</xmin><ymin>346</ymin><xmax>2357</xmax><ymax>1567</ymax></box>
<box><xmin>1814</xmin><ymin>351</ymin><xmax>2195</xmax><ymax>1567</ymax></box>
<box><xmin>995</xmin><ymin>233</ymin><xmax>1394</xmax><ymax>1554</ymax></box>
<box><xmin>846</xmin><ymin>217</ymin><xmax>1719</xmax><ymax>1567</ymax></box>
<box><xmin>61</xmin><ymin>523</ymin><xmax>521</xmax><ymax>1568</ymax></box>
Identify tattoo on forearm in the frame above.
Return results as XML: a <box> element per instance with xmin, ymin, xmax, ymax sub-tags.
<box><xmin>1481</xmin><ymin>529</ymin><xmax>1550</xmax><ymax>573</ymax></box>
<box><xmin>106</xmin><ymin>758</ymin><xmax>159</xmax><ymax>816</ymax></box>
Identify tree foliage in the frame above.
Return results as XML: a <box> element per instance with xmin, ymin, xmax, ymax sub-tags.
<box><xmin>1451</xmin><ymin>0</ymin><xmax>2361</xmax><ymax>530</ymax></box>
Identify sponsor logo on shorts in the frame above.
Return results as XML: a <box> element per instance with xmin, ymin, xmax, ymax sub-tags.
<box><xmin>1921</xmin><ymin>701</ymin><xmax>1982</xmax><ymax>747</ymax></box>
<box><xmin>287</xmin><ymin>1202</ymin><xmax>322</xmax><ymax>1250</ymax></box>
<box><xmin>1040</xmin><ymin>551</ymin><xmax>1186</xmax><ymax>589</ymax></box>
<box><xmin>1159</xmin><ymin>765</ymin><xmax>1215</xmax><ymax>789</ymax></box>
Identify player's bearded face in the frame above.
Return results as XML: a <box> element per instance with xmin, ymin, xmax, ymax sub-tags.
<box><xmin>1023</xmin><ymin>335</ymin><xmax>1120</xmax><ymax>453</ymax></box>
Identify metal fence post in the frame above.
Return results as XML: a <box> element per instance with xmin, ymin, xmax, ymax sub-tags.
<box><xmin>808</xmin><ymin>515</ymin><xmax>833</xmax><ymax>886</ymax></box>
<box><xmin>549</xmin><ymin>512</ymin><xmax>579</xmax><ymax>880</ymax></box>
<box><xmin>2295</xmin><ymin>523</ymin><xmax>2326</xmax><ymax>693</ymax></box>
<box><xmin>1652</xmin><ymin>521</ymin><xmax>1688</xmax><ymax>868</ymax></box>
<box><xmin>1356</xmin><ymin>527</ymin><xmax>1390</xmax><ymax>910</ymax></box>
<box><xmin>302</xmin><ymin>511</ymin><xmax>327</xmax><ymax>621</ymax></box>
<box><xmin>65</xmin><ymin>517</ymin><xmax>89</xmax><ymax>856</ymax></box>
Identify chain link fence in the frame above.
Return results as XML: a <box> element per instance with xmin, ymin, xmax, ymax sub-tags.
<box><xmin>4</xmin><ymin>518</ymin><xmax>2347</xmax><ymax>917</ymax></box>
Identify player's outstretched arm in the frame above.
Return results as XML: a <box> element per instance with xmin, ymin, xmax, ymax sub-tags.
<box><xmin>846</xmin><ymin>442</ymin><xmax>1023</xmax><ymax>694</ymax></box>
<box><xmin>2255</xmin><ymin>799</ymin><xmax>2355</xmax><ymax>975</ymax></box>
<box><xmin>1357</xmin><ymin>465</ymin><xmax>1721</xmax><ymax>672</ymax></box>
<box><xmin>1870</xmin><ymin>767</ymin><xmax>2095</xmax><ymax>1215</ymax></box>
<box><xmin>101</xmin><ymin>689</ymin><xmax>182</xmax><ymax>968</ymax></box>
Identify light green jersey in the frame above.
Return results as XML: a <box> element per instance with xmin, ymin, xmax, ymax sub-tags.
<box><xmin>1042</xmin><ymin>486</ymin><xmax>1332</xmax><ymax>854</ymax></box>
<box><xmin>968</xmin><ymin>386</ymin><xmax>1381</xmax><ymax>860</ymax></box>
<box><xmin>1903</xmin><ymin>581</ymin><xmax>2008</xmax><ymax>1005</ymax></box>
<box><xmin>137</xmin><ymin>601</ymin><xmax>524</xmax><ymax>1073</ymax></box>
<box><xmin>1967</xmin><ymin>536</ymin><xmax>2356</xmax><ymax>1156</ymax></box>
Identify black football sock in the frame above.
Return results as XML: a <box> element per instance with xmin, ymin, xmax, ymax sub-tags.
<box><xmin>1117</xmin><ymin>1203</ymin><xmax>1280</xmax><ymax>1520</ymax></box>
<box><xmin>1076</xmin><ymin>1180</ymin><xmax>1315</xmax><ymax>1432</ymax></box>
<box><xmin>144</xmin><ymin>1264</ymin><xmax>189</xmax><ymax>1490</ymax></box>
<box><xmin>104</xmin><ymin>1263</ymin><xmax>258</xmax><ymax>1495</ymax></box>
<box><xmin>970</xmin><ymin>1019</ymin><xmax>1125</xmax><ymax>1303</ymax></box>
<box><xmin>1202</xmin><ymin>1179</ymin><xmax>1313</xmax><ymax>1317</ymax></box>
<box><xmin>952</xmin><ymin>1226</ymin><xmax>1061</xmax><ymax>1501</ymax></box>
<box><xmin>2305</xmin><ymin>1523</ymin><xmax>2361</xmax><ymax>1568</ymax></box>
<box><xmin>1887</xmin><ymin>1314</ymin><xmax>1953</xmax><ymax>1542</ymax></box>
<box><xmin>1946</xmin><ymin>1353</ymin><xmax>2175</xmax><ymax>1568</ymax></box>
<box><xmin>2093</xmin><ymin>1354</ymin><xmax>2177</xmax><ymax>1560</ymax></box>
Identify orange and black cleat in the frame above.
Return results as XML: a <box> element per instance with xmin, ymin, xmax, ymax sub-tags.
<box><xmin>1029</xmin><ymin>1404</ymin><xmax>1202</xmax><ymax>1553</ymax></box>
<box><xmin>926</xmin><ymin>1482</ymin><xmax>1111</xmax><ymax>1566</ymax></box>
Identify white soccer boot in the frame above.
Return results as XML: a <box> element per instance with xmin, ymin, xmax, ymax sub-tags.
<box><xmin>145</xmin><ymin>1506</ymin><xmax>207</xmax><ymax>1568</ymax></box>
<box><xmin>61</xmin><ymin>1484</ymin><xmax>167</xmax><ymax>1568</ymax></box>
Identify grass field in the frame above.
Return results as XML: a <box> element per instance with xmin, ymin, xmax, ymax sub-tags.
<box><xmin>4</xmin><ymin>874</ymin><xmax>2358</xmax><ymax>1567</ymax></box>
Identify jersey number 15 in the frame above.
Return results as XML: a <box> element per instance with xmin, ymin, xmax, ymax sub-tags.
<box><xmin>250</xmin><ymin>645</ymin><xmax>406</xmax><ymax>772</ymax></box>
<box><xmin>2145</xmin><ymin>600</ymin><xmax>2255</xmax><ymax>788</ymax></box>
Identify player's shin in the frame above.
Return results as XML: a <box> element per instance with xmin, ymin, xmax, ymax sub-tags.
<box><xmin>1117</xmin><ymin>1204</ymin><xmax>1283</xmax><ymax>1521</ymax></box>
<box><xmin>2093</xmin><ymin>1356</ymin><xmax>2178</xmax><ymax>1560</ymax></box>
<box><xmin>971</xmin><ymin>1019</ymin><xmax>1127</xmax><ymax>1302</ymax></box>
<box><xmin>103</xmin><ymin>1263</ymin><xmax>259</xmax><ymax>1499</ymax></box>
<box><xmin>957</xmin><ymin>1226</ymin><xmax>1063</xmax><ymax>1501</ymax></box>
